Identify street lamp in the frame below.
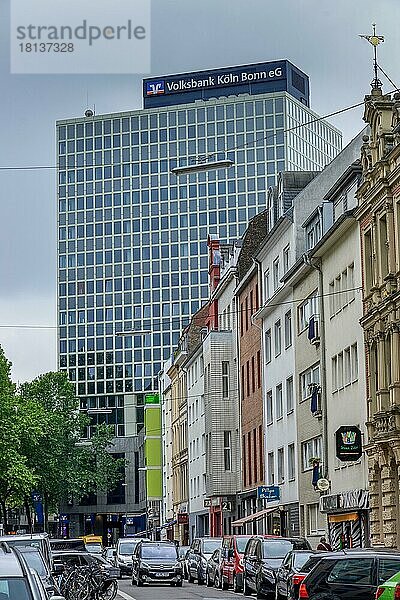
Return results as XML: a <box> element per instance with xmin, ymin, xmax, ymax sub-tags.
<box><xmin>171</xmin><ymin>159</ymin><xmax>234</xmax><ymax>176</ymax></box>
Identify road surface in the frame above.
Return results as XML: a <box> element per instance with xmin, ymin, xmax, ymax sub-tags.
<box><xmin>117</xmin><ymin>577</ymin><xmax>240</xmax><ymax>600</ymax></box>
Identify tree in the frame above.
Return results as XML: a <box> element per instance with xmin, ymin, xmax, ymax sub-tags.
<box><xmin>0</xmin><ymin>346</ymin><xmax>37</xmax><ymax>529</ymax></box>
<box><xmin>20</xmin><ymin>371</ymin><xmax>125</xmax><ymax>528</ymax></box>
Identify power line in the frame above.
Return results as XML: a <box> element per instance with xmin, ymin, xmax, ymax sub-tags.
<box><xmin>0</xmin><ymin>97</ymin><xmax>376</xmax><ymax>173</ymax></box>
<box><xmin>0</xmin><ymin>285</ymin><xmax>362</xmax><ymax>331</ymax></box>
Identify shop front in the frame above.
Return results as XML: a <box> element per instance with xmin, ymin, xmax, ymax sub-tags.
<box><xmin>320</xmin><ymin>489</ymin><xmax>370</xmax><ymax>549</ymax></box>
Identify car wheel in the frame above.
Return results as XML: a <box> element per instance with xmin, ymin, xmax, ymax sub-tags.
<box><xmin>137</xmin><ymin>575</ymin><xmax>144</xmax><ymax>587</ymax></box>
<box><xmin>188</xmin><ymin>571</ymin><xmax>195</xmax><ymax>583</ymax></box>
<box><xmin>206</xmin><ymin>571</ymin><xmax>212</xmax><ymax>587</ymax></box>
<box><xmin>131</xmin><ymin>576</ymin><xmax>136</xmax><ymax>586</ymax></box>
<box><xmin>233</xmin><ymin>573</ymin><xmax>242</xmax><ymax>593</ymax></box>
<box><xmin>176</xmin><ymin>580</ymin><xmax>183</xmax><ymax>587</ymax></box>
<box><xmin>214</xmin><ymin>572</ymin><xmax>220</xmax><ymax>589</ymax></box>
<box><xmin>243</xmin><ymin>575</ymin><xmax>252</xmax><ymax>596</ymax></box>
<box><xmin>221</xmin><ymin>574</ymin><xmax>228</xmax><ymax>590</ymax></box>
<box><xmin>197</xmin><ymin>568</ymin><xmax>204</xmax><ymax>585</ymax></box>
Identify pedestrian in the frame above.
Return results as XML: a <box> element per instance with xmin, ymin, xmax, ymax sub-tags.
<box><xmin>317</xmin><ymin>536</ymin><xmax>332</xmax><ymax>551</ymax></box>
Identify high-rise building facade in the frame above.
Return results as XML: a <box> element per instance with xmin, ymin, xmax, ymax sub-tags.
<box><xmin>56</xmin><ymin>60</ymin><xmax>341</xmax><ymax>534</ymax></box>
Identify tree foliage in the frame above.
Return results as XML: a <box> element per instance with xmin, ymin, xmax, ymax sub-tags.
<box><xmin>0</xmin><ymin>345</ymin><xmax>126</xmax><ymax>528</ymax></box>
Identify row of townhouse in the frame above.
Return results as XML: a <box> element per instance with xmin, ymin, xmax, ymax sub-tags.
<box><xmin>159</xmin><ymin>84</ymin><xmax>400</xmax><ymax>548</ymax></box>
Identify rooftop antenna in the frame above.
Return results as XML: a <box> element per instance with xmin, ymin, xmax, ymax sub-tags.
<box><xmin>359</xmin><ymin>23</ymin><xmax>385</xmax><ymax>90</ymax></box>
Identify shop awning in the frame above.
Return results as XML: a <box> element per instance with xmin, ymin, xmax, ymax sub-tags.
<box><xmin>328</xmin><ymin>512</ymin><xmax>359</xmax><ymax>523</ymax></box>
<box><xmin>232</xmin><ymin>507</ymin><xmax>278</xmax><ymax>528</ymax></box>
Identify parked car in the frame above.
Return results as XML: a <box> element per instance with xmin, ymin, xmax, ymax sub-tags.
<box><xmin>243</xmin><ymin>536</ymin><xmax>311</xmax><ymax>598</ymax></box>
<box><xmin>376</xmin><ymin>569</ymin><xmax>400</xmax><ymax>599</ymax></box>
<box><xmin>0</xmin><ymin>542</ymin><xmax>64</xmax><ymax>600</ymax></box>
<box><xmin>49</xmin><ymin>539</ymin><xmax>85</xmax><ymax>552</ymax></box>
<box><xmin>275</xmin><ymin>550</ymin><xmax>317</xmax><ymax>599</ymax></box>
<box><xmin>52</xmin><ymin>550</ymin><xmax>120</xmax><ymax>579</ymax></box>
<box><xmin>178</xmin><ymin>545</ymin><xmax>189</xmax><ymax>580</ymax></box>
<box><xmin>114</xmin><ymin>537</ymin><xmax>147</xmax><ymax>577</ymax></box>
<box><xmin>205</xmin><ymin>547</ymin><xmax>224</xmax><ymax>588</ymax></box>
<box><xmin>103</xmin><ymin>547</ymin><xmax>116</xmax><ymax>564</ymax></box>
<box><xmin>299</xmin><ymin>551</ymin><xmax>400</xmax><ymax>600</ymax></box>
<box><xmin>17</xmin><ymin>546</ymin><xmax>61</xmax><ymax>598</ymax></box>
<box><xmin>0</xmin><ymin>533</ymin><xmax>53</xmax><ymax>572</ymax></box>
<box><xmin>221</xmin><ymin>534</ymin><xmax>255</xmax><ymax>592</ymax></box>
<box><xmin>82</xmin><ymin>535</ymin><xmax>103</xmax><ymax>555</ymax></box>
<box><xmin>131</xmin><ymin>540</ymin><xmax>183</xmax><ymax>587</ymax></box>
<box><xmin>186</xmin><ymin>537</ymin><xmax>223</xmax><ymax>584</ymax></box>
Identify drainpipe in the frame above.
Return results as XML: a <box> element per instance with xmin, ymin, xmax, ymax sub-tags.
<box><xmin>303</xmin><ymin>254</ymin><xmax>329</xmax><ymax>482</ymax></box>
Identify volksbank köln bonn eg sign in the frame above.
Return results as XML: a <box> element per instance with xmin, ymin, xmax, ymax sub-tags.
<box><xmin>143</xmin><ymin>60</ymin><xmax>310</xmax><ymax>108</ymax></box>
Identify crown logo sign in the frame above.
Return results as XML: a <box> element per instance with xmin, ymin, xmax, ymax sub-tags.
<box><xmin>341</xmin><ymin>430</ymin><xmax>356</xmax><ymax>445</ymax></box>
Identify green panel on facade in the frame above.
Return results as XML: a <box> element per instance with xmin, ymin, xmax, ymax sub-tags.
<box><xmin>144</xmin><ymin>406</ymin><xmax>161</xmax><ymax>436</ymax></box>
<box><xmin>145</xmin><ymin>437</ymin><xmax>162</xmax><ymax>465</ymax></box>
<box><xmin>145</xmin><ymin>393</ymin><xmax>160</xmax><ymax>404</ymax></box>
<box><xmin>146</xmin><ymin>468</ymin><xmax>162</xmax><ymax>499</ymax></box>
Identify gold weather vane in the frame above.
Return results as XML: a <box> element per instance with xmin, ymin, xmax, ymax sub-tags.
<box><xmin>359</xmin><ymin>23</ymin><xmax>385</xmax><ymax>89</ymax></box>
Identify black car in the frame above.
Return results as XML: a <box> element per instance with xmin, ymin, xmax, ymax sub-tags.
<box><xmin>300</xmin><ymin>550</ymin><xmax>400</xmax><ymax>600</ymax></box>
<box><xmin>275</xmin><ymin>550</ymin><xmax>317</xmax><ymax>599</ymax></box>
<box><xmin>17</xmin><ymin>546</ymin><xmax>61</xmax><ymax>598</ymax></box>
<box><xmin>52</xmin><ymin>550</ymin><xmax>120</xmax><ymax>579</ymax></box>
<box><xmin>186</xmin><ymin>537</ymin><xmax>223</xmax><ymax>584</ymax></box>
<box><xmin>205</xmin><ymin>547</ymin><xmax>224</xmax><ymax>588</ymax></box>
<box><xmin>243</xmin><ymin>536</ymin><xmax>311</xmax><ymax>599</ymax></box>
<box><xmin>131</xmin><ymin>540</ymin><xmax>183</xmax><ymax>587</ymax></box>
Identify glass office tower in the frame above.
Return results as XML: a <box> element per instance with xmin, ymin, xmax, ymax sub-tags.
<box><xmin>56</xmin><ymin>61</ymin><xmax>341</xmax><ymax>535</ymax></box>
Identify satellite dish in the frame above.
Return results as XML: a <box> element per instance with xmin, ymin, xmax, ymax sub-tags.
<box><xmin>85</xmin><ymin>108</ymin><xmax>94</xmax><ymax>117</ymax></box>
<box><xmin>317</xmin><ymin>478</ymin><xmax>330</xmax><ymax>492</ymax></box>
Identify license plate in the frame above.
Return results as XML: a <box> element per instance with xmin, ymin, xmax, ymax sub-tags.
<box><xmin>155</xmin><ymin>572</ymin><xmax>169</xmax><ymax>577</ymax></box>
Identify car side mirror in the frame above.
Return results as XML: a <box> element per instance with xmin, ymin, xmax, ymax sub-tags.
<box><xmin>113</xmin><ymin>550</ymin><xmax>117</xmax><ymax>556</ymax></box>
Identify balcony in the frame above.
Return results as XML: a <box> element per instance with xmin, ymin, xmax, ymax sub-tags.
<box><xmin>369</xmin><ymin>406</ymin><xmax>400</xmax><ymax>441</ymax></box>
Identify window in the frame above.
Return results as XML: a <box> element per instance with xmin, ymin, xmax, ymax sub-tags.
<box><xmin>257</xmin><ymin>350</ymin><xmax>261</xmax><ymax>388</ymax></box>
<box><xmin>286</xmin><ymin>376</ymin><xmax>294</xmax><ymax>413</ymax></box>
<box><xmin>377</xmin><ymin>558</ymin><xmax>400</xmax><ymax>585</ymax></box>
<box><xmin>300</xmin><ymin>364</ymin><xmax>320</xmax><ymax>401</ymax></box>
<box><xmin>266</xmin><ymin>390</ymin><xmax>273</xmax><ymax>425</ymax></box>
<box><xmin>351</xmin><ymin>343</ymin><xmax>358</xmax><ymax>381</ymax></box>
<box><xmin>284</xmin><ymin>310</ymin><xmax>292</xmax><ymax>348</ymax></box>
<box><xmin>332</xmin><ymin>356</ymin><xmax>337</xmax><ymax>391</ymax></box>
<box><xmin>251</xmin><ymin>356</ymin><xmax>255</xmax><ymax>393</ymax></box>
<box><xmin>283</xmin><ymin>245</ymin><xmax>290</xmax><ymax>273</ymax></box>
<box><xmin>329</xmin><ymin>281</ymin><xmax>335</xmax><ymax>317</ymax></box>
<box><xmin>298</xmin><ymin>291</ymin><xmax>318</xmax><ymax>332</ymax></box>
<box><xmin>267</xmin><ymin>451</ymin><xmax>274</xmax><ymax>485</ymax></box>
<box><xmin>327</xmin><ymin>558</ymin><xmax>374</xmax><ymax>585</ymax></box>
<box><xmin>265</xmin><ymin>329</ymin><xmax>272</xmax><ymax>363</ymax></box>
<box><xmin>302</xmin><ymin>437</ymin><xmax>322</xmax><ymax>471</ymax></box>
<box><xmin>344</xmin><ymin>347</ymin><xmax>351</xmax><ymax>385</ymax></box>
<box><xmin>264</xmin><ymin>269</ymin><xmax>270</xmax><ymax>302</ymax></box>
<box><xmin>288</xmin><ymin>443</ymin><xmax>295</xmax><ymax>480</ymax></box>
<box><xmin>274</xmin><ymin>319</ymin><xmax>282</xmax><ymax>356</ymax></box>
<box><xmin>222</xmin><ymin>361</ymin><xmax>229</xmax><ymax>398</ymax></box>
<box><xmin>348</xmin><ymin>263</ymin><xmax>355</xmax><ymax>301</ymax></box>
<box><xmin>273</xmin><ymin>257</ymin><xmax>280</xmax><ymax>290</ymax></box>
<box><xmin>276</xmin><ymin>384</ymin><xmax>283</xmax><ymax>420</ymax></box>
<box><xmin>277</xmin><ymin>448</ymin><xmax>284</xmax><ymax>483</ymax></box>
<box><xmin>337</xmin><ymin>352</ymin><xmax>344</xmax><ymax>388</ymax></box>
<box><xmin>224</xmin><ymin>431</ymin><xmax>232</xmax><ymax>471</ymax></box>
<box><xmin>307</xmin><ymin>503</ymin><xmax>325</xmax><ymax>536</ymax></box>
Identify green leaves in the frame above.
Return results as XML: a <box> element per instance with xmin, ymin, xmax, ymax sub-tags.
<box><xmin>0</xmin><ymin>346</ymin><xmax>127</xmax><ymax>524</ymax></box>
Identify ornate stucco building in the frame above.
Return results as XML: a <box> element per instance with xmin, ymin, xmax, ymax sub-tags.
<box><xmin>357</xmin><ymin>84</ymin><xmax>400</xmax><ymax>547</ymax></box>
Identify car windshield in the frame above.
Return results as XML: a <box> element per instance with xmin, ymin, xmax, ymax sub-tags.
<box><xmin>86</xmin><ymin>543</ymin><xmax>102</xmax><ymax>553</ymax></box>
<box><xmin>294</xmin><ymin>553</ymin><xmax>314</xmax><ymax>570</ymax></box>
<box><xmin>0</xmin><ymin>578</ymin><xmax>32</xmax><ymax>599</ymax></box>
<box><xmin>6</xmin><ymin>539</ymin><xmax>41</xmax><ymax>551</ymax></box>
<box><xmin>236</xmin><ymin>537</ymin><xmax>251</xmax><ymax>554</ymax></box>
<box><xmin>301</xmin><ymin>557</ymin><xmax>321</xmax><ymax>573</ymax></box>
<box><xmin>203</xmin><ymin>540</ymin><xmax>222</xmax><ymax>554</ymax></box>
<box><xmin>141</xmin><ymin>545</ymin><xmax>177</xmax><ymax>559</ymax></box>
<box><xmin>19</xmin><ymin>551</ymin><xmax>47</xmax><ymax>577</ymax></box>
<box><xmin>262</xmin><ymin>540</ymin><xmax>293</xmax><ymax>559</ymax></box>
<box><xmin>119</xmin><ymin>542</ymin><xmax>136</xmax><ymax>555</ymax></box>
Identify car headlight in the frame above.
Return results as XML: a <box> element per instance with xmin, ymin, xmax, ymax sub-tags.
<box><xmin>174</xmin><ymin>562</ymin><xmax>181</xmax><ymax>569</ymax></box>
<box><xmin>140</xmin><ymin>562</ymin><xmax>150</xmax><ymax>569</ymax></box>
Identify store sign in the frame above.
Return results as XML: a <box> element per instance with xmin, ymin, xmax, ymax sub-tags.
<box><xmin>335</xmin><ymin>426</ymin><xmax>362</xmax><ymax>461</ymax></box>
<box><xmin>177</xmin><ymin>513</ymin><xmax>189</xmax><ymax>525</ymax></box>
<box><xmin>144</xmin><ymin>61</ymin><xmax>286</xmax><ymax>97</ymax></box>
<box><xmin>257</xmin><ymin>485</ymin><xmax>280</xmax><ymax>501</ymax></box>
<box><xmin>203</xmin><ymin>498</ymin><xmax>211</xmax><ymax>508</ymax></box>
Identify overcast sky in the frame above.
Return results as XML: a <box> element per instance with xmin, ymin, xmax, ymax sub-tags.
<box><xmin>0</xmin><ymin>0</ymin><xmax>398</xmax><ymax>383</ymax></box>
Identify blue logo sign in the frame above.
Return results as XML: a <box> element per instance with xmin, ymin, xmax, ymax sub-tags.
<box><xmin>146</xmin><ymin>80</ymin><xmax>165</xmax><ymax>96</ymax></box>
<box><xmin>257</xmin><ymin>485</ymin><xmax>280</xmax><ymax>501</ymax></box>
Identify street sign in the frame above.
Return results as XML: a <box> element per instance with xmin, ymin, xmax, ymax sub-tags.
<box><xmin>222</xmin><ymin>502</ymin><xmax>232</xmax><ymax>512</ymax></box>
<box><xmin>257</xmin><ymin>485</ymin><xmax>280</xmax><ymax>501</ymax></box>
<box><xmin>316</xmin><ymin>478</ymin><xmax>330</xmax><ymax>492</ymax></box>
<box><xmin>335</xmin><ymin>426</ymin><xmax>362</xmax><ymax>461</ymax></box>
<box><xmin>177</xmin><ymin>513</ymin><xmax>189</xmax><ymax>525</ymax></box>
